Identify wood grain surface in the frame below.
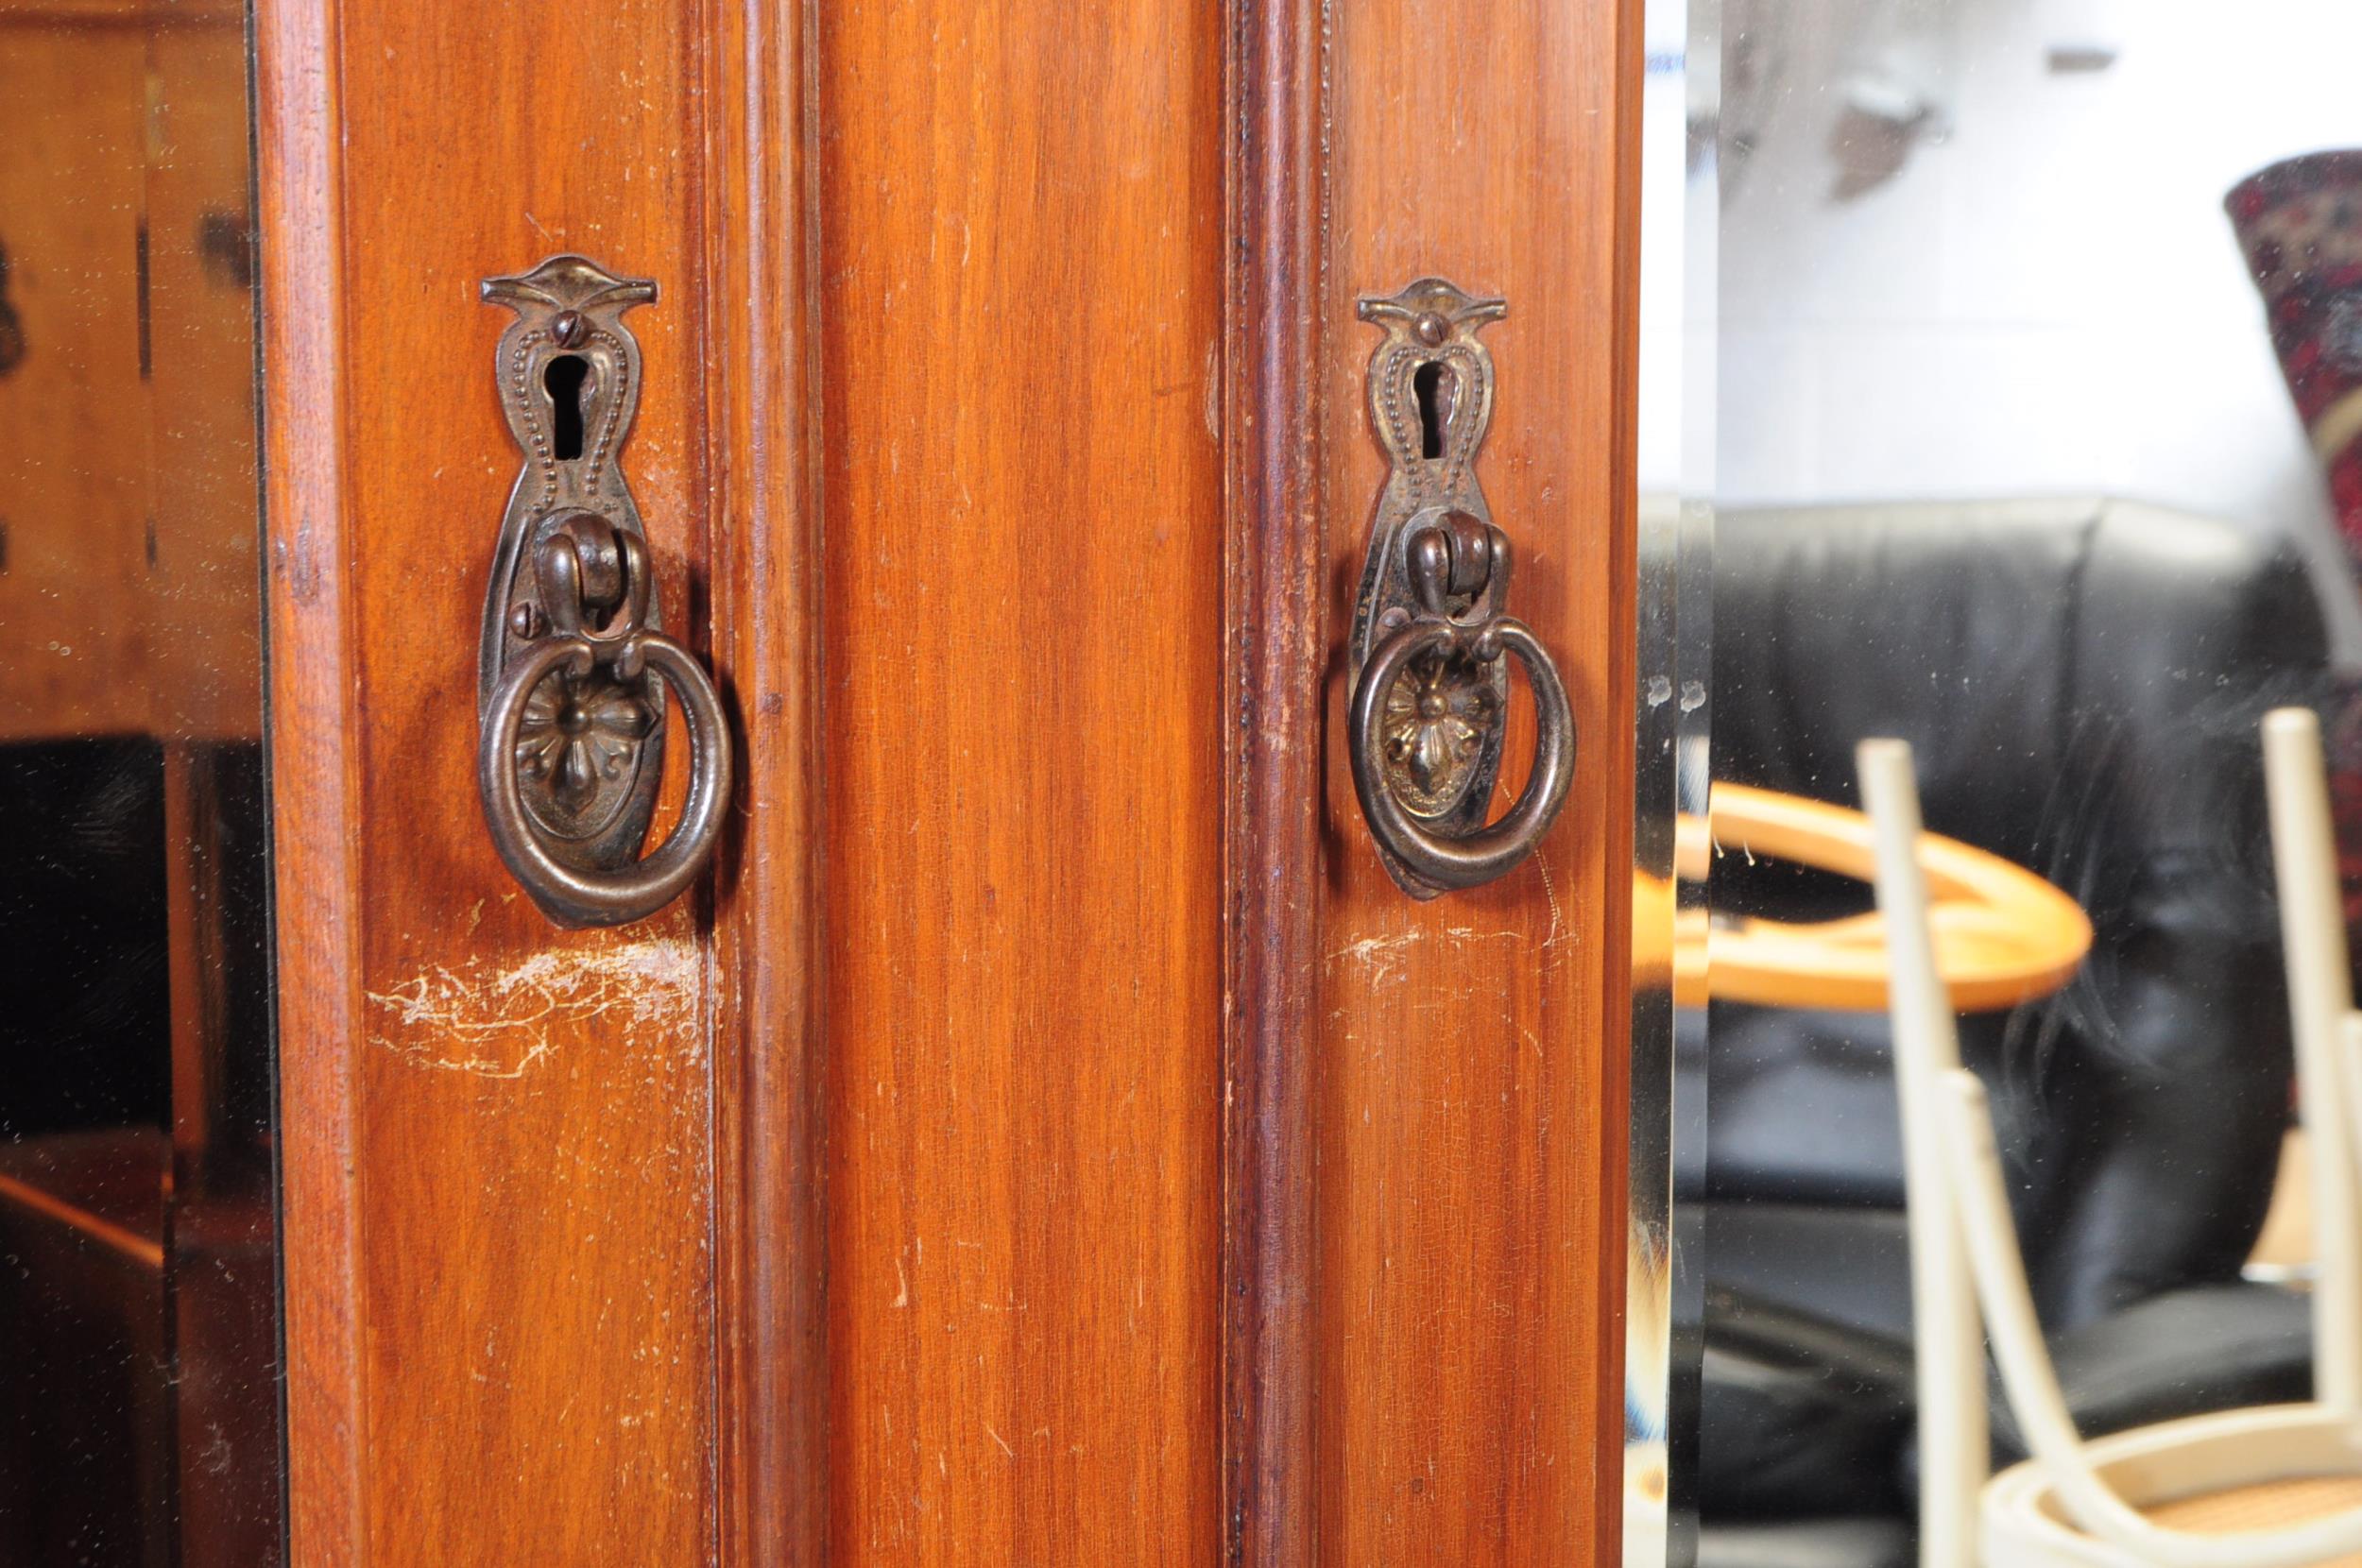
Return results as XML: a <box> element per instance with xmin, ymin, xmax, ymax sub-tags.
<box><xmin>259</xmin><ymin>0</ymin><xmax>1637</xmax><ymax>1559</ymax></box>
<box><xmin>702</xmin><ymin>0</ymin><xmax>827</xmax><ymax>1563</ymax></box>
<box><xmin>255</xmin><ymin>0</ymin><xmax>364</xmax><ymax>1553</ymax></box>
<box><xmin>1313</xmin><ymin>0</ymin><xmax>1642</xmax><ymax>1562</ymax></box>
<box><xmin>261</xmin><ymin>0</ymin><xmax>721</xmax><ymax>1560</ymax></box>
<box><xmin>813</xmin><ymin>0</ymin><xmax>1228</xmax><ymax>1560</ymax></box>
<box><xmin>1222</xmin><ymin>0</ymin><xmax>1326</xmax><ymax>1561</ymax></box>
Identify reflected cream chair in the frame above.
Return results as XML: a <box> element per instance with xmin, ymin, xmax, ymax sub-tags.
<box><xmin>1858</xmin><ymin>713</ymin><xmax>2362</xmax><ymax>1568</ymax></box>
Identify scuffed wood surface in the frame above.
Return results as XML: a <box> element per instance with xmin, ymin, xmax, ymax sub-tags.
<box><xmin>1313</xmin><ymin>0</ymin><xmax>1642</xmax><ymax>1561</ymax></box>
<box><xmin>261</xmin><ymin>0</ymin><xmax>1635</xmax><ymax>1558</ymax></box>
<box><xmin>262</xmin><ymin>0</ymin><xmax>719</xmax><ymax>1559</ymax></box>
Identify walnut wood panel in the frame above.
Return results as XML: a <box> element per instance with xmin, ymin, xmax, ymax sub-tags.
<box><xmin>1222</xmin><ymin>0</ymin><xmax>1326</xmax><ymax>1559</ymax></box>
<box><xmin>261</xmin><ymin>0</ymin><xmax>1636</xmax><ymax>1557</ymax></box>
<box><xmin>1309</xmin><ymin>2</ymin><xmax>1640</xmax><ymax>1563</ymax></box>
<box><xmin>259</xmin><ymin>0</ymin><xmax>723</xmax><ymax>1560</ymax></box>
<box><xmin>700</xmin><ymin>2</ymin><xmax>825</xmax><ymax>1563</ymax></box>
<box><xmin>0</xmin><ymin>0</ymin><xmax>241</xmax><ymax>20</ymax></box>
<box><xmin>813</xmin><ymin>1</ymin><xmax>1227</xmax><ymax>1561</ymax></box>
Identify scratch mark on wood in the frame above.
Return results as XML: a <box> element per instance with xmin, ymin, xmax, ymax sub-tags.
<box><xmin>364</xmin><ymin>937</ymin><xmax>701</xmax><ymax>1078</ymax></box>
<box><xmin>1535</xmin><ymin>852</ymin><xmax>1569</xmax><ymax>949</ymax></box>
<box><xmin>1329</xmin><ymin>926</ymin><xmax>1530</xmax><ymax>987</ymax></box>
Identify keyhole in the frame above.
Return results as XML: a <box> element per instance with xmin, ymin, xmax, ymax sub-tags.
<box><xmin>546</xmin><ymin>354</ymin><xmax>590</xmax><ymax>460</ymax></box>
<box><xmin>1413</xmin><ymin>361</ymin><xmax>1456</xmax><ymax>460</ymax></box>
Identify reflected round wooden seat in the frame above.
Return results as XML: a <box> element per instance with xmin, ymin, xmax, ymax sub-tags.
<box><xmin>1979</xmin><ymin>1405</ymin><xmax>2362</xmax><ymax>1567</ymax></box>
<box><xmin>1635</xmin><ymin>782</ymin><xmax>2096</xmax><ymax>1013</ymax></box>
<box><xmin>2152</xmin><ymin>1471</ymin><xmax>2362</xmax><ymax>1549</ymax></box>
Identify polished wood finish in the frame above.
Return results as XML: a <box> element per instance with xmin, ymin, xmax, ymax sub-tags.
<box><xmin>1224</xmin><ymin>0</ymin><xmax>1326</xmax><ymax>1561</ymax></box>
<box><xmin>813</xmin><ymin>1</ymin><xmax>1227</xmax><ymax>1559</ymax></box>
<box><xmin>703</xmin><ymin>4</ymin><xmax>826</xmax><ymax>1564</ymax></box>
<box><xmin>254</xmin><ymin>1</ymin><xmax>363</xmax><ymax>1555</ymax></box>
<box><xmin>260</xmin><ymin>1</ymin><xmax>721</xmax><ymax>1560</ymax></box>
<box><xmin>1310</xmin><ymin>1</ymin><xmax>1642</xmax><ymax>1562</ymax></box>
<box><xmin>261</xmin><ymin>0</ymin><xmax>1637</xmax><ymax>1558</ymax></box>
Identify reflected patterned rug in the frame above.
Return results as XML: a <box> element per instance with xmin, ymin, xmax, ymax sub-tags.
<box><xmin>2230</xmin><ymin>151</ymin><xmax>2362</xmax><ymax>925</ymax></box>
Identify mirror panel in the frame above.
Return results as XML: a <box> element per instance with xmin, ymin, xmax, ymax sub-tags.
<box><xmin>0</xmin><ymin>4</ymin><xmax>280</xmax><ymax>1563</ymax></box>
<box><xmin>1659</xmin><ymin>3</ymin><xmax>2362</xmax><ymax>1562</ymax></box>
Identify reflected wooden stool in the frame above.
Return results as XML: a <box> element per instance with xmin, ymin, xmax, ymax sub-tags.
<box><xmin>1621</xmin><ymin>783</ymin><xmax>2097</xmax><ymax>1562</ymax></box>
<box><xmin>1863</xmin><ymin>712</ymin><xmax>2362</xmax><ymax>1568</ymax></box>
<box><xmin>1632</xmin><ymin>780</ymin><xmax>2096</xmax><ymax>1013</ymax></box>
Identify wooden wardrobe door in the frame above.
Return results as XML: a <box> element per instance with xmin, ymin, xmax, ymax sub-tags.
<box><xmin>257</xmin><ymin>0</ymin><xmax>1638</xmax><ymax>1562</ymax></box>
<box><xmin>1311</xmin><ymin>6</ymin><xmax>1640</xmax><ymax>1559</ymax></box>
<box><xmin>260</xmin><ymin>4</ymin><xmax>727</xmax><ymax>1561</ymax></box>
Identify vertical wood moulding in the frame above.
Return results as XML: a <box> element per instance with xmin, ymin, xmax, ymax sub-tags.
<box><xmin>1596</xmin><ymin>0</ymin><xmax>1648</xmax><ymax>1538</ymax></box>
<box><xmin>254</xmin><ymin>0</ymin><xmax>366</xmax><ymax>1559</ymax></box>
<box><xmin>1222</xmin><ymin>0</ymin><xmax>1328</xmax><ymax>1561</ymax></box>
<box><xmin>706</xmin><ymin>0</ymin><xmax>828</xmax><ymax>1560</ymax></box>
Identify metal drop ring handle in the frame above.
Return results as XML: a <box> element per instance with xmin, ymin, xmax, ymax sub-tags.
<box><xmin>477</xmin><ymin>257</ymin><xmax>734</xmax><ymax>929</ymax></box>
<box><xmin>479</xmin><ymin>631</ymin><xmax>733</xmax><ymax>929</ymax></box>
<box><xmin>1347</xmin><ymin>616</ymin><xmax>1576</xmax><ymax>895</ymax></box>
<box><xmin>1345</xmin><ymin>278</ymin><xmax>1577</xmax><ymax>899</ymax></box>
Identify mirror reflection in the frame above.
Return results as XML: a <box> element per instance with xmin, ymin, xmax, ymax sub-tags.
<box><xmin>0</xmin><ymin>3</ymin><xmax>281</xmax><ymax>1563</ymax></box>
<box><xmin>1684</xmin><ymin>3</ymin><xmax>2362</xmax><ymax>1564</ymax></box>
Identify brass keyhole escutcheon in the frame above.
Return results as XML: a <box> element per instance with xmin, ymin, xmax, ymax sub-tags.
<box><xmin>1345</xmin><ymin>279</ymin><xmax>1576</xmax><ymax>899</ymax></box>
<box><xmin>475</xmin><ymin>256</ymin><xmax>732</xmax><ymax>929</ymax></box>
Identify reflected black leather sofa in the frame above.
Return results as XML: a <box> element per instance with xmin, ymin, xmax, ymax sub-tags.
<box><xmin>1690</xmin><ymin>499</ymin><xmax>2334</xmax><ymax>1568</ymax></box>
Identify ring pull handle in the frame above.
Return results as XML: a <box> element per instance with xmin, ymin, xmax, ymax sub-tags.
<box><xmin>479</xmin><ymin>528</ymin><xmax>733</xmax><ymax>928</ymax></box>
<box><xmin>1348</xmin><ymin>522</ymin><xmax>1576</xmax><ymax>896</ymax></box>
<box><xmin>1345</xmin><ymin>279</ymin><xmax>1578</xmax><ymax>899</ymax></box>
<box><xmin>475</xmin><ymin>255</ymin><xmax>732</xmax><ymax>928</ymax></box>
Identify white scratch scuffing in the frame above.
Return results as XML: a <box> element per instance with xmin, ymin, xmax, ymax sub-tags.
<box><xmin>1330</xmin><ymin>925</ymin><xmax>1532</xmax><ymax>988</ymax></box>
<box><xmin>366</xmin><ymin>938</ymin><xmax>701</xmax><ymax>1079</ymax></box>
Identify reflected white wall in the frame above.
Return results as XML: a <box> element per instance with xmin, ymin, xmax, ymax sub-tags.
<box><xmin>1719</xmin><ymin>0</ymin><xmax>2362</xmax><ymax>659</ymax></box>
